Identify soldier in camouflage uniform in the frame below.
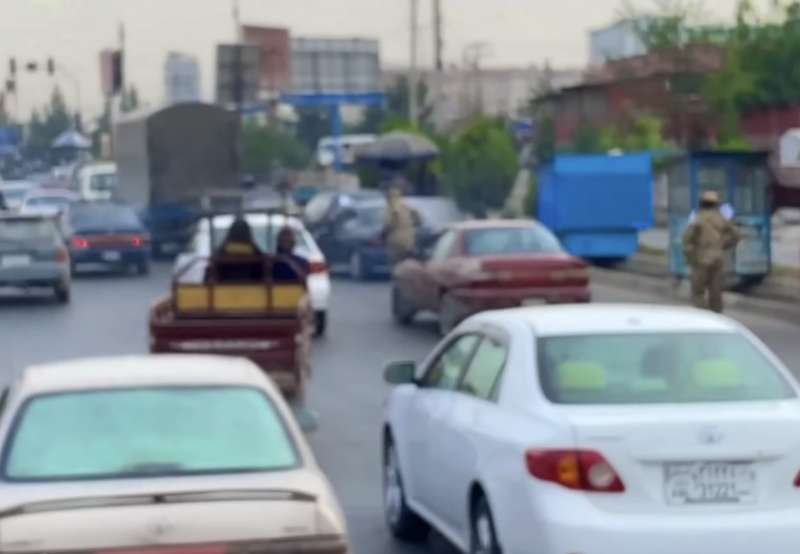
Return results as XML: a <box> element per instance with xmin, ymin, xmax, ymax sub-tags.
<box><xmin>682</xmin><ymin>191</ymin><xmax>741</xmax><ymax>313</ymax></box>
<box><xmin>384</xmin><ymin>186</ymin><xmax>419</xmax><ymax>267</ymax></box>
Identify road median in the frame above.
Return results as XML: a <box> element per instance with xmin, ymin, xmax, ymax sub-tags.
<box><xmin>591</xmin><ymin>259</ymin><xmax>800</xmax><ymax>326</ymax></box>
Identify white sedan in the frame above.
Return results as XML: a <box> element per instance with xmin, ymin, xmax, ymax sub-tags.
<box><xmin>0</xmin><ymin>355</ymin><xmax>349</xmax><ymax>553</ymax></box>
<box><xmin>175</xmin><ymin>213</ymin><xmax>332</xmax><ymax>336</ymax></box>
<box><xmin>382</xmin><ymin>304</ymin><xmax>800</xmax><ymax>554</ymax></box>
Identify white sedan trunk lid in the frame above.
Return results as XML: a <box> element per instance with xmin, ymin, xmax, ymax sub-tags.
<box><xmin>558</xmin><ymin>401</ymin><xmax>800</xmax><ymax>513</ymax></box>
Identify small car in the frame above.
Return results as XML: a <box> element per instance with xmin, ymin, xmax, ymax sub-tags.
<box><xmin>19</xmin><ymin>188</ymin><xmax>79</xmax><ymax>216</ymax></box>
<box><xmin>0</xmin><ymin>213</ymin><xmax>71</xmax><ymax>302</ymax></box>
<box><xmin>0</xmin><ymin>355</ymin><xmax>350</xmax><ymax>553</ymax></box>
<box><xmin>0</xmin><ymin>180</ymin><xmax>37</xmax><ymax>212</ymax></box>
<box><xmin>175</xmin><ymin>213</ymin><xmax>332</xmax><ymax>337</ymax></box>
<box><xmin>382</xmin><ymin>304</ymin><xmax>800</xmax><ymax>554</ymax></box>
<box><xmin>392</xmin><ymin>219</ymin><xmax>590</xmax><ymax>335</ymax></box>
<box><xmin>66</xmin><ymin>202</ymin><xmax>151</xmax><ymax>275</ymax></box>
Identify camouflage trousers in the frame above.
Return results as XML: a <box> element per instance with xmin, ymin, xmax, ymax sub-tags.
<box><xmin>689</xmin><ymin>260</ymin><xmax>725</xmax><ymax>313</ymax></box>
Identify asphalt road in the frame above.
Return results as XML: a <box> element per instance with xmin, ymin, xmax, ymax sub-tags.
<box><xmin>0</xmin><ymin>264</ymin><xmax>798</xmax><ymax>554</ymax></box>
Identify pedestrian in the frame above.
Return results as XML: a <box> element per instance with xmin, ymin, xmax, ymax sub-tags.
<box><xmin>273</xmin><ymin>226</ymin><xmax>310</xmax><ymax>283</ymax></box>
<box><xmin>682</xmin><ymin>190</ymin><xmax>741</xmax><ymax>313</ymax></box>
<box><xmin>384</xmin><ymin>185</ymin><xmax>419</xmax><ymax>267</ymax></box>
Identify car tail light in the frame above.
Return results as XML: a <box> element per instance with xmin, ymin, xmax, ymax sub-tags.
<box><xmin>309</xmin><ymin>261</ymin><xmax>328</xmax><ymax>274</ymax></box>
<box><xmin>71</xmin><ymin>236</ymin><xmax>89</xmax><ymax>249</ymax></box>
<box><xmin>793</xmin><ymin>470</ymin><xmax>800</xmax><ymax>487</ymax></box>
<box><xmin>56</xmin><ymin>247</ymin><xmax>69</xmax><ymax>263</ymax></box>
<box><xmin>526</xmin><ymin>449</ymin><xmax>625</xmax><ymax>492</ymax></box>
<box><xmin>131</xmin><ymin>235</ymin><xmax>145</xmax><ymax>248</ymax></box>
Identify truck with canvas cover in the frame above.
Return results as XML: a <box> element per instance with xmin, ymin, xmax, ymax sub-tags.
<box><xmin>115</xmin><ymin>102</ymin><xmax>239</xmax><ymax>256</ymax></box>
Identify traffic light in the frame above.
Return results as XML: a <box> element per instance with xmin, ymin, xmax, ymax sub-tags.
<box><xmin>8</xmin><ymin>58</ymin><xmax>16</xmax><ymax>76</ymax></box>
<box><xmin>47</xmin><ymin>58</ymin><xmax>55</xmax><ymax>76</ymax></box>
<box><xmin>111</xmin><ymin>50</ymin><xmax>124</xmax><ymax>95</ymax></box>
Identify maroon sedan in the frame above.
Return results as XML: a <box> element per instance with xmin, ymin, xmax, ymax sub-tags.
<box><xmin>392</xmin><ymin>219</ymin><xmax>591</xmax><ymax>334</ymax></box>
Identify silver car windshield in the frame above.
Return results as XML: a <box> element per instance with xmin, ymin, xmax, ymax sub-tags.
<box><xmin>2</xmin><ymin>386</ymin><xmax>299</xmax><ymax>482</ymax></box>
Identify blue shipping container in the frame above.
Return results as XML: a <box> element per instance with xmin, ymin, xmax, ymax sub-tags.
<box><xmin>538</xmin><ymin>153</ymin><xmax>654</xmax><ymax>259</ymax></box>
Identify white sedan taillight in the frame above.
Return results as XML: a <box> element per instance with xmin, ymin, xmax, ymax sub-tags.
<box><xmin>526</xmin><ymin>449</ymin><xmax>625</xmax><ymax>493</ymax></box>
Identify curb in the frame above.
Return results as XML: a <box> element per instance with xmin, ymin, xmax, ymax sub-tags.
<box><xmin>591</xmin><ymin>267</ymin><xmax>800</xmax><ymax>326</ymax></box>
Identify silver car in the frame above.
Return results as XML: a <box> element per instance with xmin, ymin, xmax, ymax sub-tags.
<box><xmin>0</xmin><ymin>355</ymin><xmax>350</xmax><ymax>553</ymax></box>
<box><xmin>0</xmin><ymin>214</ymin><xmax>70</xmax><ymax>302</ymax></box>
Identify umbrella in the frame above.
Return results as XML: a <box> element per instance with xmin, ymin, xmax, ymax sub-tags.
<box><xmin>52</xmin><ymin>130</ymin><xmax>91</xmax><ymax>150</ymax></box>
<box><xmin>355</xmin><ymin>131</ymin><xmax>440</xmax><ymax>163</ymax></box>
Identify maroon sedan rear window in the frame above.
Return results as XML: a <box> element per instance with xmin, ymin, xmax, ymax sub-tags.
<box><xmin>465</xmin><ymin>226</ymin><xmax>562</xmax><ymax>256</ymax></box>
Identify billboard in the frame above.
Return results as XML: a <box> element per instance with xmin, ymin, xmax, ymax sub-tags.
<box><xmin>215</xmin><ymin>44</ymin><xmax>263</xmax><ymax>106</ymax></box>
<box><xmin>290</xmin><ymin>38</ymin><xmax>380</xmax><ymax>94</ymax></box>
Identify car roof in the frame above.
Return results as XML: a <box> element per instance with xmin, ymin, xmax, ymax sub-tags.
<box><xmin>452</xmin><ymin>218</ymin><xmax>541</xmax><ymax>232</ymax></box>
<box><xmin>24</xmin><ymin>189</ymin><xmax>76</xmax><ymax>199</ymax></box>
<box><xmin>206</xmin><ymin>213</ymin><xmax>304</xmax><ymax>229</ymax></box>
<box><xmin>18</xmin><ymin>355</ymin><xmax>273</xmax><ymax>396</ymax></box>
<box><xmin>0</xmin><ymin>212</ymin><xmax>58</xmax><ymax>222</ymax></box>
<box><xmin>474</xmin><ymin>303</ymin><xmax>740</xmax><ymax>337</ymax></box>
<box><xmin>0</xmin><ymin>181</ymin><xmax>36</xmax><ymax>192</ymax></box>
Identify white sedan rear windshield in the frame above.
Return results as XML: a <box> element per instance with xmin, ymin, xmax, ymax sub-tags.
<box><xmin>0</xmin><ymin>219</ymin><xmax>56</xmax><ymax>242</ymax></box>
<box><xmin>538</xmin><ymin>333</ymin><xmax>795</xmax><ymax>405</ymax></box>
<box><xmin>2</xmin><ymin>387</ymin><xmax>298</xmax><ymax>482</ymax></box>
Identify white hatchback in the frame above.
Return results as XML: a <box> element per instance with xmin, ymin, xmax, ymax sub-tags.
<box><xmin>382</xmin><ymin>304</ymin><xmax>800</xmax><ymax>554</ymax></box>
<box><xmin>175</xmin><ymin>213</ymin><xmax>332</xmax><ymax>336</ymax></box>
<box><xmin>0</xmin><ymin>355</ymin><xmax>349</xmax><ymax>553</ymax></box>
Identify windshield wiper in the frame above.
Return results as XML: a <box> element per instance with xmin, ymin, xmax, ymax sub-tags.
<box><xmin>0</xmin><ymin>488</ymin><xmax>317</xmax><ymax>518</ymax></box>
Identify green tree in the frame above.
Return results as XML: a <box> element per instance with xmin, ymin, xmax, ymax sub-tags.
<box><xmin>352</xmin><ymin>76</ymin><xmax>434</xmax><ymax>134</ymax></box>
<box><xmin>242</xmin><ymin>123</ymin><xmax>310</xmax><ymax>176</ymax></box>
<box><xmin>295</xmin><ymin>108</ymin><xmax>329</xmax><ymax>152</ymax></box>
<box><xmin>534</xmin><ymin>117</ymin><xmax>556</xmax><ymax>163</ymax></box>
<box><xmin>0</xmin><ymin>94</ymin><xmax>10</xmax><ymax>126</ymax></box>
<box><xmin>120</xmin><ymin>84</ymin><xmax>140</xmax><ymax>113</ymax></box>
<box><xmin>25</xmin><ymin>87</ymin><xmax>73</xmax><ymax>157</ymax></box>
<box><xmin>571</xmin><ymin>122</ymin><xmax>604</xmax><ymax>153</ymax></box>
<box><xmin>441</xmin><ymin>117</ymin><xmax>518</xmax><ymax>216</ymax></box>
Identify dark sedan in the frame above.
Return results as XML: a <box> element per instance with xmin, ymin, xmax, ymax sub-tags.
<box><xmin>305</xmin><ymin>191</ymin><xmax>462</xmax><ymax>279</ymax></box>
<box><xmin>67</xmin><ymin>202</ymin><xmax>151</xmax><ymax>275</ymax></box>
<box><xmin>392</xmin><ymin>219</ymin><xmax>591</xmax><ymax>335</ymax></box>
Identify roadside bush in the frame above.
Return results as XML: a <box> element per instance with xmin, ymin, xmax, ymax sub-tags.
<box><xmin>441</xmin><ymin>117</ymin><xmax>518</xmax><ymax>217</ymax></box>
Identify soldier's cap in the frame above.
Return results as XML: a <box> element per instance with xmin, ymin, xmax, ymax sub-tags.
<box><xmin>700</xmin><ymin>190</ymin><xmax>721</xmax><ymax>205</ymax></box>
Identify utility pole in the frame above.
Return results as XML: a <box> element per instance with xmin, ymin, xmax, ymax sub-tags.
<box><xmin>432</xmin><ymin>0</ymin><xmax>444</xmax><ymax>130</ymax></box>
<box><xmin>233</xmin><ymin>0</ymin><xmax>244</xmax><ymax>42</ymax></box>
<box><xmin>463</xmin><ymin>42</ymin><xmax>489</xmax><ymax>117</ymax></box>
<box><xmin>433</xmin><ymin>0</ymin><xmax>444</xmax><ymax>72</ymax></box>
<box><xmin>409</xmin><ymin>0</ymin><xmax>419</xmax><ymax>125</ymax></box>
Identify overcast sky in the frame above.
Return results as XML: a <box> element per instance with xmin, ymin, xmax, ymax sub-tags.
<box><xmin>1</xmin><ymin>0</ymin><xmax>750</xmax><ymax>120</ymax></box>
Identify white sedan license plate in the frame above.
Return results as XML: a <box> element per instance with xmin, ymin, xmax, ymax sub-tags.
<box><xmin>101</xmin><ymin>251</ymin><xmax>122</xmax><ymax>262</ymax></box>
<box><xmin>1</xmin><ymin>255</ymin><xmax>32</xmax><ymax>268</ymax></box>
<box><xmin>664</xmin><ymin>462</ymin><xmax>757</xmax><ymax>505</ymax></box>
